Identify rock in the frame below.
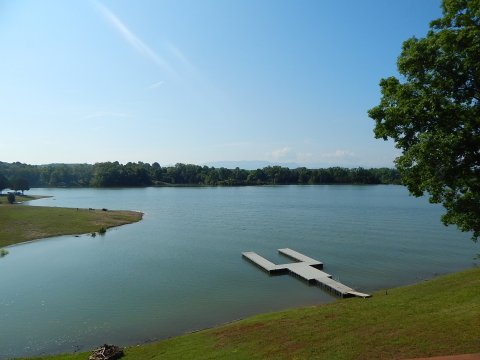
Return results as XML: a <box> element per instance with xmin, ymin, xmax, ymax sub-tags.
<box><xmin>88</xmin><ymin>344</ymin><xmax>124</xmax><ymax>360</ymax></box>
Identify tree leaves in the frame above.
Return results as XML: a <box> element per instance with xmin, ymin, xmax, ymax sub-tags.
<box><xmin>368</xmin><ymin>0</ymin><xmax>480</xmax><ymax>241</ymax></box>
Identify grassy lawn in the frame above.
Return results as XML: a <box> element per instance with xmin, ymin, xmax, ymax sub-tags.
<box><xmin>0</xmin><ymin>202</ymin><xmax>142</xmax><ymax>248</ymax></box>
<box><xmin>25</xmin><ymin>266</ymin><xmax>480</xmax><ymax>360</ymax></box>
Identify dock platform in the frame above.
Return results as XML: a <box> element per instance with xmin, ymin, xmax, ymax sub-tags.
<box><xmin>278</xmin><ymin>248</ymin><xmax>323</xmax><ymax>269</ymax></box>
<box><xmin>241</xmin><ymin>251</ymin><xmax>286</xmax><ymax>274</ymax></box>
<box><xmin>242</xmin><ymin>248</ymin><xmax>370</xmax><ymax>298</ymax></box>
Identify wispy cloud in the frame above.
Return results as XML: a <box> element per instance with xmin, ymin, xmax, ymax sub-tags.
<box><xmin>167</xmin><ymin>43</ymin><xmax>195</xmax><ymax>72</ymax></box>
<box><xmin>94</xmin><ymin>2</ymin><xmax>177</xmax><ymax>78</ymax></box>
<box><xmin>320</xmin><ymin>149</ymin><xmax>356</xmax><ymax>159</ymax></box>
<box><xmin>265</xmin><ymin>147</ymin><xmax>357</xmax><ymax>165</ymax></box>
<box><xmin>266</xmin><ymin>147</ymin><xmax>317</xmax><ymax>163</ymax></box>
<box><xmin>148</xmin><ymin>81</ymin><xmax>164</xmax><ymax>89</ymax></box>
<box><xmin>266</xmin><ymin>147</ymin><xmax>293</xmax><ymax>161</ymax></box>
<box><xmin>296</xmin><ymin>152</ymin><xmax>314</xmax><ymax>162</ymax></box>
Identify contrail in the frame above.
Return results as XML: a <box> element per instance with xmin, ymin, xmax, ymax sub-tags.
<box><xmin>94</xmin><ymin>1</ymin><xmax>178</xmax><ymax>78</ymax></box>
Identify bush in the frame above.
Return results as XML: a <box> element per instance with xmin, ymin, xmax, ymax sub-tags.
<box><xmin>0</xmin><ymin>248</ymin><xmax>9</xmax><ymax>257</ymax></box>
<box><xmin>99</xmin><ymin>227</ymin><xmax>107</xmax><ymax>235</ymax></box>
<box><xmin>7</xmin><ymin>193</ymin><xmax>15</xmax><ymax>204</ymax></box>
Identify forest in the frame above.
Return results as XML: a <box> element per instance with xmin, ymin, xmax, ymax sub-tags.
<box><xmin>0</xmin><ymin>161</ymin><xmax>400</xmax><ymax>188</ymax></box>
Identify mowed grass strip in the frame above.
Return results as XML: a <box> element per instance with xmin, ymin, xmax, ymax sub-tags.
<box><xmin>26</xmin><ymin>267</ymin><xmax>480</xmax><ymax>360</ymax></box>
<box><xmin>0</xmin><ymin>204</ymin><xmax>142</xmax><ymax>247</ymax></box>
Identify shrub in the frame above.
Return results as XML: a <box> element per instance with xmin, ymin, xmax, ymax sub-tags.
<box><xmin>7</xmin><ymin>193</ymin><xmax>15</xmax><ymax>204</ymax></box>
<box><xmin>0</xmin><ymin>248</ymin><xmax>9</xmax><ymax>257</ymax></box>
<box><xmin>99</xmin><ymin>227</ymin><xmax>107</xmax><ymax>235</ymax></box>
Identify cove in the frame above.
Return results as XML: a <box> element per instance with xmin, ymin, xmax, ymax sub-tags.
<box><xmin>0</xmin><ymin>185</ymin><xmax>477</xmax><ymax>358</ymax></box>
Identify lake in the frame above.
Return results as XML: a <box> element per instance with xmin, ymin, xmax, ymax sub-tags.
<box><xmin>0</xmin><ymin>185</ymin><xmax>477</xmax><ymax>358</ymax></box>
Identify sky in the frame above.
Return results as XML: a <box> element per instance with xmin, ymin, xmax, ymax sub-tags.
<box><xmin>0</xmin><ymin>0</ymin><xmax>443</xmax><ymax>168</ymax></box>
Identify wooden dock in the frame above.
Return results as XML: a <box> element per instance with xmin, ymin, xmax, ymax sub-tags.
<box><xmin>242</xmin><ymin>248</ymin><xmax>370</xmax><ymax>298</ymax></box>
<box><xmin>241</xmin><ymin>252</ymin><xmax>286</xmax><ymax>274</ymax></box>
<box><xmin>278</xmin><ymin>248</ymin><xmax>323</xmax><ymax>269</ymax></box>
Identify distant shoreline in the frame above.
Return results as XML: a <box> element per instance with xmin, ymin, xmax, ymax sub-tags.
<box><xmin>0</xmin><ymin>161</ymin><xmax>401</xmax><ymax>188</ymax></box>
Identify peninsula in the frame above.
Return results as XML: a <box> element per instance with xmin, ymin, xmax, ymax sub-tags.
<box><xmin>0</xmin><ymin>194</ymin><xmax>142</xmax><ymax>248</ymax></box>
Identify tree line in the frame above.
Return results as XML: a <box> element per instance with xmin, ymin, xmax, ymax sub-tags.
<box><xmin>0</xmin><ymin>172</ymin><xmax>30</xmax><ymax>195</ymax></box>
<box><xmin>0</xmin><ymin>161</ymin><xmax>400</xmax><ymax>188</ymax></box>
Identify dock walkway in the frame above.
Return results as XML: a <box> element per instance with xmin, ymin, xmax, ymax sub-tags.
<box><xmin>242</xmin><ymin>248</ymin><xmax>370</xmax><ymax>298</ymax></box>
<box><xmin>278</xmin><ymin>248</ymin><xmax>323</xmax><ymax>269</ymax></box>
<box><xmin>241</xmin><ymin>251</ymin><xmax>285</xmax><ymax>274</ymax></box>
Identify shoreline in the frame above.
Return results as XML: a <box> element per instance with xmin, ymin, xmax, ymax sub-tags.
<box><xmin>0</xmin><ymin>195</ymin><xmax>143</xmax><ymax>249</ymax></box>
<box><xmin>4</xmin><ymin>209</ymin><xmax>144</xmax><ymax>249</ymax></box>
<box><xmin>18</xmin><ymin>266</ymin><xmax>480</xmax><ymax>360</ymax></box>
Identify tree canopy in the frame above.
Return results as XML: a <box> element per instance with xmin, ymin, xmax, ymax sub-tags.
<box><xmin>11</xmin><ymin>177</ymin><xmax>30</xmax><ymax>194</ymax></box>
<box><xmin>0</xmin><ymin>173</ymin><xmax>9</xmax><ymax>194</ymax></box>
<box><xmin>368</xmin><ymin>0</ymin><xmax>480</xmax><ymax>240</ymax></box>
<box><xmin>0</xmin><ymin>161</ymin><xmax>400</xmax><ymax>188</ymax></box>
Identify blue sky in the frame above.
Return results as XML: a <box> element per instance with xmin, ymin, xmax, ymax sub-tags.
<box><xmin>0</xmin><ymin>0</ymin><xmax>442</xmax><ymax>167</ymax></box>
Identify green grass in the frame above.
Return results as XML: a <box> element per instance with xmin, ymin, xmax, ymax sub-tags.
<box><xmin>0</xmin><ymin>193</ymin><xmax>47</xmax><ymax>204</ymax></box>
<box><xmin>0</xmin><ymin>203</ymin><xmax>142</xmax><ymax>247</ymax></box>
<box><xmin>25</xmin><ymin>267</ymin><xmax>480</xmax><ymax>360</ymax></box>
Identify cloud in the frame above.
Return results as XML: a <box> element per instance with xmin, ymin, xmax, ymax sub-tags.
<box><xmin>316</xmin><ymin>149</ymin><xmax>357</xmax><ymax>163</ymax></box>
<box><xmin>295</xmin><ymin>152</ymin><xmax>314</xmax><ymax>162</ymax></box>
<box><xmin>324</xmin><ymin>149</ymin><xmax>356</xmax><ymax>158</ymax></box>
<box><xmin>94</xmin><ymin>2</ymin><xmax>177</xmax><ymax>78</ymax></box>
<box><xmin>149</xmin><ymin>81</ymin><xmax>164</xmax><ymax>89</ymax></box>
<box><xmin>265</xmin><ymin>146</ymin><xmax>358</xmax><ymax>166</ymax></box>
<box><xmin>167</xmin><ymin>43</ymin><xmax>195</xmax><ymax>72</ymax></box>
<box><xmin>266</xmin><ymin>147</ymin><xmax>315</xmax><ymax>163</ymax></box>
<box><xmin>267</xmin><ymin>147</ymin><xmax>293</xmax><ymax>161</ymax></box>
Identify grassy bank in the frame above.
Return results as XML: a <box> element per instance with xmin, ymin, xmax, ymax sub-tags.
<box><xmin>25</xmin><ymin>266</ymin><xmax>479</xmax><ymax>360</ymax></box>
<box><xmin>0</xmin><ymin>202</ymin><xmax>142</xmax><ymax>248</ymax></box>
<box><xmin>0</xmin><ymin>194</ymin><xmax>48</xmax><ymax>204</ymax></box>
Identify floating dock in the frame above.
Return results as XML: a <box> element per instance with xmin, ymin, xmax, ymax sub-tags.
<box><xmin>242</xmin><ymin>248</ymin><xmax>370</xmax><ymax>298</ymax></box>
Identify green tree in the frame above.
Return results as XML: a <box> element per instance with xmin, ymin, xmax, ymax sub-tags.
<box><xmin>11</xmin><ymin>177</ymin><xmax>30</xmax><ymax>194</ymax></box>
<box><xmin>0</xmin><ymin>173</ymin><xmax>9</xmax><ymax>194</ymax></box>
<box><xmin>368</xmin><ymin>0</ymin><xmax>480</xmax><ymax>240</ymax></box>
<box><xmin>7</xmin><ymin>192</ymin><xmax>15</xmax><ymax>204</ymax></box>
<box><xmin>246</xmin><ymin>169</ymin><xmax>267</xmax><ymax>185</ymax></box>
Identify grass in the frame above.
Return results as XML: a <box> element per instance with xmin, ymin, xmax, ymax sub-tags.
<box><xmin>0</xmin><ymin>193</ymin><xmax>48</xmax><ymax>204</ymax></box>
<box><xmin>0</xmin><ymin>202</ymin><xmax>143</xmax><ymax>248</ymax></box>
<box><xmin>24</xmin><ymin>266</ymin><xmax>480</xmax><ymax>360</ymax></box>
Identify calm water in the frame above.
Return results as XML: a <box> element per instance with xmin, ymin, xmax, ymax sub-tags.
<box><xmin>0</xmin><ymin>186</ymin><xmax>477</xmax><ymax>358</ymax></box>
